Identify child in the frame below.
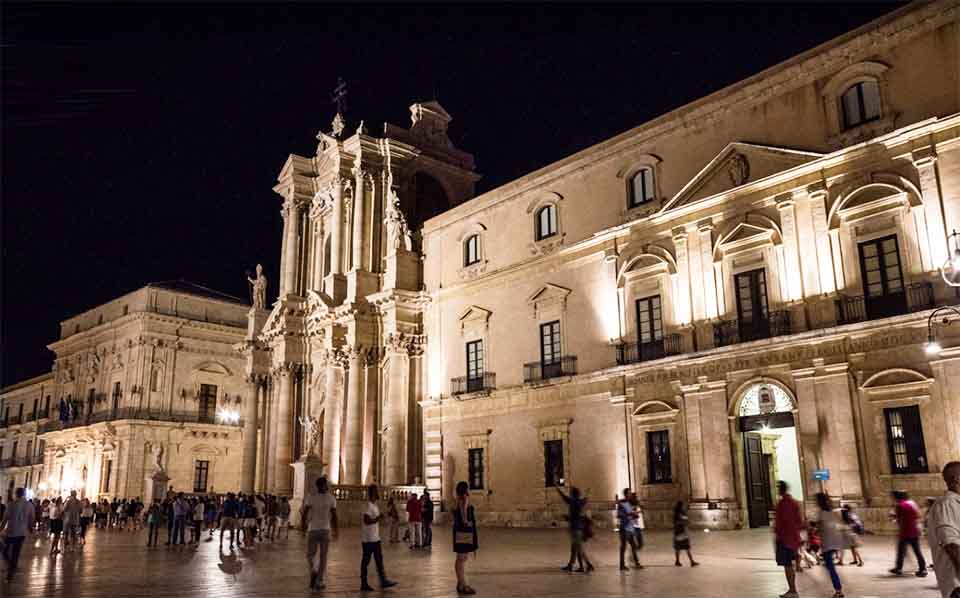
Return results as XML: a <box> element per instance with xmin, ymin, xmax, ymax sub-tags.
<box><xmin>839</xmin><ymin>503</ymin><xmax>864</xmax><ymax>566</ymax></box>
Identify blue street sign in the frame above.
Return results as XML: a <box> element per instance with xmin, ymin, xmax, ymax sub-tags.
<box><xmin>813</xmin><ymin>469</ymin><xmax>830</xmax><ymax>481</ymax></box>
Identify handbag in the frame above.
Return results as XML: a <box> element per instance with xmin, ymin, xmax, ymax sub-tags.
<box><xmin>455</xmin><ymin>531</ymin><xmax>475</xmax><ymax>545</ymax></box>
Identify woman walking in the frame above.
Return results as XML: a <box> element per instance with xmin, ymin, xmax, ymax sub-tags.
<box><xmin>453</xmin><ymin>481</ymin><xmax>479</xmax><ymax>595</ymax></box>
<box><xmin>79</xmin><ymin>498</ymin><xmax>94</xmax><ymax>546</ymax></box>
<box><xmin>817</xmin><ymin>492</ymin><xmax>846</xmax><ymax>598</ymax></box>
<box><xmin>672</xmin><ymin>501</ymin><xmax>699</xmax><ymax>567</ymax></box>
<box><xmin>838</xmin><ymin>504</ymin><xmax>864</xmax><ymax>566</ymax></box>
<box><xmin>48</xmin><ymin>497</ymin><xmax>64</xmax><ymax>556</ymax></box>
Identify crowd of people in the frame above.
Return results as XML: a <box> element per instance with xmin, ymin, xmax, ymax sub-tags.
<box><xmin>1</xmin><ymin>462</ymin><xmax>958</xmax><ymax>597</ymax></box>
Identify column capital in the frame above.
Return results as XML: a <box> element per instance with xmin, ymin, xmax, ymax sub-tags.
<box><xmin>805</xmin><ymin>181</ymin><xmax>828</xmax><ymax>199</ymax></box>
<box><xmin>775</xmin><ymin>191</ymin><xmax>795</xmax><ymax>208</ymax></box>
<box><xmin>911</xmin><ymin>145</ymin><xmax>937</xmax><ymax>169</ymax></box>
<box><xmin>696</xmin><ymin>218</ymin><xmax>714</xmax><ymax>233</ymax></box>
<box><xmin>385</xmin><ymin>332</ymin><xmax>426</xmax><ymax>356</ymax></box>
<box><xmin>671</xmin><ymin>226</ymin><xmax>688</xmax><ymax>241</ymax></box>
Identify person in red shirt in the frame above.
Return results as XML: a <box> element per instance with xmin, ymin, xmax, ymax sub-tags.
<box><xmin>890</xmin><ymin>490</ymin><xmax>929</xmax><ymax>577</ymax></box>
<box><xmin>773</xmin><ymin>481</ymin><xmax>804</xmax><ymax>598</ymax></box>
<box><xmin>405</xmin><ymin>493</ymin><xmax>422</xmax><ymax>549</ymax></box>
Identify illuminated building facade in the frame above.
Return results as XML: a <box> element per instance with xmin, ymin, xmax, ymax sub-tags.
<box><xmin>0</xmin><ymin>282</ymin><xmax>250</xmax><ymax>502</ymax></box>
<box><xmin>420</xmin><ymin>1</ymin><xmax>960</xmax><ymax>530</ymax></box>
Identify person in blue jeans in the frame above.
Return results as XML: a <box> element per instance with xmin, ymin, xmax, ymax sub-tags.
<box><xmin>172</xmin><ymin>493</ymin><xmax>189</xmax><ymax>545</ymax></box>
<box><xmin>817</xmin><ymin>492</ymin><xmax>846</xmax><ymax>598</ymax></box>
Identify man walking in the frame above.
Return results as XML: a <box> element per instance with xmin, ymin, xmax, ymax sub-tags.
<box><xmin>617</xmin><ymin>488</ymin><xmax>641</xmax><ymax>570</ymax></box>
<box><xmin>220</xmin><ymin>492</ymin><xmax>239</xmax><ymax>551</ymax></box>
<box><xmin>360</xmin><ymin>484</ymin><xmax>398</xmax><ymax>592</ymax></box>
<box><xmin>303</xmin><ymin>476</ymin><xmax>338</xmax><ymax>590</ymax></box>
<box><xmin>773</xmin><ymin>481</ymin><xmax>803</xmax><ymax>598</ymax></box>
<box><xmin>421</xmin><ymin>490</ymin><xmax>434</xmax><ymax>549</ymax></box>
<box><xmin>405</xmin><ymin>491</ymin><xmax>422</xmax><ymax>549</ymax></box>
<box><xmin>890</xmin><ymin>490</ymin><xmax>928</xmax><ymax>577</ymax></box>
<box><xmin>0</xmin><ymin>488</ymin><xmax>35</xmax><ymax>581</ymax></box>
<box><xmin>928</xmin><ymin>461</ymin><xmax>960</xmax><ymax>598</ymax></box>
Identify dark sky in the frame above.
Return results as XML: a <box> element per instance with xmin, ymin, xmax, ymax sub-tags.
<box><xmin>1</xmin><ymin>2</ymin><xmax>904</xmax><ymax>386</ymax></box>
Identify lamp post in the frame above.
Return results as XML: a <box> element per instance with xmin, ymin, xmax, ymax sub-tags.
<box><xmin>940</xmin><ymin>229</ymin><xmax>960</xmax><ymax>287</ymax></box>
<box><xmin>924</xmin><ymin>305</ymin><xmax>960</xmax><ymax>355</ymax></box>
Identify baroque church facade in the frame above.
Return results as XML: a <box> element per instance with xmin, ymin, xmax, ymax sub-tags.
<box><xmin>3</xmin><ymin>1</ymin><xmax>959</xmax><ymax>531</ymax></box>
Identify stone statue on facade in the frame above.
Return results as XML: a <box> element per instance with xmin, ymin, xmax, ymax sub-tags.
<box><xmin>247</xmin><ymin>264</ymin><xmax>268</xmax><ymax>310</ymax></box>
<box><xmin>386</xmin><ymin>193</ymin><xmax>413</xmax><ymax>252</ymax></box>
<box><xmin>152</xmin><ymin>442</ymin><xmax>165</xmax><ymax>472</ymax></box>
<box><xmin>299</xmin><ymin>415</ymin><xmax>322</xmax><ymax>459</ymax></box>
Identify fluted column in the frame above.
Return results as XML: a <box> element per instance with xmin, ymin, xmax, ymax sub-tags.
<box><xmin>321</xmin><ymin>351</ymin><xmax>346</xmax><ymax>483</ymax></box>
<box><xmin>330</xmin><ymin>178</ymin><xmax>344</xmax><ymax>276</ymax></box>
<box><xmin>266</xmin><ymin>375</ymin><xmax>278</xmax><ymax>493</ymax></box>
<box><xmin>256</xmin><ymin>381</ymin><xmax>269</xmax><ymax>492</ymax></box>
<box><xmin>383</xmin><ymin>335</ymin><xmax>410</xmax><ymax>486</ymax></box>
<box><xmin>776</xmin><ymin>193</ymin><xmax>804</xmax><ymax>301</ymax></box>
<box><xmin>342</xmin><ymin>346</ymin><xmax>365</xmax><ymax>485</ymax></box>
<box><xmin>241</xmin><ymin>376</ymin><xmax>260</xmax><ymax>493</ymax></box>
<box><xmin>274</xmin><ymin>365</ymin><xmax>295</xmax><ymax>495</ymax></box>
<box><xmin>281</xmin><ymin>200</ymin><xmax>301</xmax><ymax>296</ymax></box>
<box><xmin>913</xmin><ymin>149</ymin><xmax>949</xmax><ymax>269</ymax></box>
<box><xmin>352</xmin><ymin>170</ymin><xmax>366</xmax><ymax>271</ymax></box>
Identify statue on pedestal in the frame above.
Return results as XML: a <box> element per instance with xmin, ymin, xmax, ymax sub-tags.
<box><xmin>152</xmin><ymin>442</ymin><xmax>165</xmax><ymax>473</ymax></box>
<box><xmin>386</xmin><ymin>193</ymin><xmax>412</xmax><ymax>252</ymax></box>
<box><xmin>299</xmin><ymin>415</ymin><xmax>321</xmax><ymax>460</ymax></box>
<box><xmin>247</xmin><ymin>264</ymin><xmax>268</xmax><ymax>309</ymax></box>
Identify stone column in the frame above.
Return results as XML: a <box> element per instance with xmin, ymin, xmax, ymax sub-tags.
<box><xmin>384</xmin><ymin>336</ymin><xmax>410</xmax><ymax>486</ymax></box>
<box><xmin>776</xmin><ymin>193</ymin><xmax>803</xmax><ymax>301</ymax></box>
<box><xmin>274</xmin><ymin>365</ymin><xmax>295</xmax><ymax>495</ymax></box>
<box><xmin>352</xmin><ymin>169</ymin><xmax>366</xmax><ymax>271</ymax></box>
<box><xmin>281</xmin><ymin>200</ymin><xmax>300</xmax><ymax>296</ymax></box>
<box><xmin>256</xmin><ymin>382</ymin><xmax>268</xmax><ymax>492</ymax></box>
<box><xmin>321</xmin><ymin>352</ymin><xmax>346</xmax><ymax>483</ymax></box>
<box><xmin>342</xmin><ymin>346</ymin><xmax>365</xmax><ymax>485</ymax></box>
<box><xmin>240</xmin><ymin>376</ymin><xmax>260</xmax><ymax>494</ymax></box>
<box><xmin>266</xmin><ymin>374</ymin><xmax>278</xmax><ymax>493</ymax></box>
<box><xmin>671</xmin><ymin>227</ymin><xmax>692</xmax><ymax>325</ymax></box>
<box><xmin>913</xmin><ymin>148</ymin><xmax>949</xmax><ymax>269</ymax></box>
<box><xmin>330</xmin><ymin>177</ymin><xmax>344</xmax><ymax>276</ymax></box>
<box><xmin>697</xmin><ymin>220</ymin><xmax>718</xmax><ymax>319</ymax></box>
<box><xmin>807</xmin><ymin>183</ymin><xmax>836</xmax><ymax>295</ymax></box>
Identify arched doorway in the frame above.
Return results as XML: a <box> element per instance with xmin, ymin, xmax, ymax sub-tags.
<box><xmin>735</xmin><ymin>381</ymin><xmax>803</xmax><ymax>528</ymax></box>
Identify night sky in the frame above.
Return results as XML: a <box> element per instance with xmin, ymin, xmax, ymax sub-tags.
<box><xmin>1</xmin><ymin>2</ymin><xmax>904</xmax><ymax>386</ymax></box>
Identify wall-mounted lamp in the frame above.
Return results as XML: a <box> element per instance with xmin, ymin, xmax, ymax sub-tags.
<box><xmin>940</xmin><ymin>229</ymin><xmax>960</xmax><ymax>287</ymax></box>
<box><xmin>925</xmin><ymin>306</ymin><xmax>960</xmax><ymax>355</ymax></box>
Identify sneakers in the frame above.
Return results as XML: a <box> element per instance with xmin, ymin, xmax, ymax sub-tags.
<box><xmin>915</xmin><ymin>569</ymin><xmax>928</xmax><ymax>577</ymax></box>
<box><xmin>381</xmin><ymin>579</ymin><xmax>398</xmax><ymax>589</ymax></box>
<box><xmin>889</xmin><ymin>568</ymin><xmax>903</xmax><ymax>576</ymax></box>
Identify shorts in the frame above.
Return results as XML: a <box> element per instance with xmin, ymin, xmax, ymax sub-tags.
<box><xmin>775</xmin><ymin>542</ymin><xmax>797</xmax><ymax>567</ymax></box>
<box><xmin>50</xmin><ymin>519</ymin><xmax>64</xmax><ymax>534</ymax></box>
<box><xmin>220</xmin><ymin>516</ymin><xmax>237</xmax><ymax>530</ymax></box>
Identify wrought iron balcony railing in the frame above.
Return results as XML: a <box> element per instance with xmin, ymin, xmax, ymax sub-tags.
<box><xmin>835</xmin><ymin>282</ymin><xmax>935</xmax><ymax>325</ymax></box>
<box><xmin>0</xmin><ymin>458</ymin><xmax>13</xmax><ymax>469</ymax></box>
<box><xmin>39</xmin><ymin>407</ymin><xmax>241</xmax><ymax>434</ymax></box>
<box><xmin>523</xmin><ymin>355</ymin><xmax>577</xmax><ymax>383</ymax></box>
<box><xmin>451</xmin><ymin>372</ymin><xmax>496</xmax><ymax>395</ymax></box>
<box><xmin>615</xmin><ymin>334</ymin><xmax>682</xmax><ymax>365</ymax></box>
<box><xmin>714</xmin><ymin>310</ymin><xmax>792</xmax><ymax>347</ymax></box>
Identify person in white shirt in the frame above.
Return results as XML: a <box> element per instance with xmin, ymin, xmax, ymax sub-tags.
<box><xmin>303</xmin><ymin>476</ymin><xmax>338</xmax><ymax>590</ymax></box>
<box><xmin>0</xmin><ymin>488</ymin><xmax>35</xmax><ymax>581</ymax></box>
<box><xmin>929</xmin><ymin>461</ymin><xmax>960</xmax><ymax>598</ymax></box>
<box><xmin>360</xmin><ymin>484</ymin><xmax>397</xmax><ymax>593</ymax></box>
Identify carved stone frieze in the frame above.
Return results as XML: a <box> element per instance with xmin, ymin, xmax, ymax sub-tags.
<box><xmin>385</xmin><ymin>332</ymin><xmax>426</xmax><ymax>356</ymax></box>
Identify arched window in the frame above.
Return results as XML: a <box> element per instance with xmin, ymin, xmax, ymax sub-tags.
<box><xmin>629</xmin><ymin>167</ymin><xmax>656</xmax><ymax>208</ymax></box>
<box><xmin>463</xmin><ymin>234</ymin><xmax>480</xmax><ymax>267</ymax></box>
<box><xmin>535</xmin><ymin>205</ymin><xmax>557</xmax><ymax>241</ymax></box>
<box><xmin>150</xmin><ymin>368</ymin><xmax>161</xmax><ymax>392</ymax></box>
<box><xmin>841</xmin><ymin>80</ymin><xmax>881</xmax><ymax>129</ymax></box>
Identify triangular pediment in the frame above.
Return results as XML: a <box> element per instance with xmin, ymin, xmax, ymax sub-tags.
<box><xmin>459</xmin><ymin>305</ymin><xmax>492</xmax><ymax>324</ymax></box>
<box><xmin>720</xmin><ymin>222</ymin><xmax>775</xmax><ymax>246</ymax></box>
<box><xmin>663</xmin><ymin>142</ymin><xmax>823</xmax><ymax>212</ymax></box>
<box><xmin>527</xmin><ymin>283</ymin><xmax>572</xmax><ymax>305</ymax></box>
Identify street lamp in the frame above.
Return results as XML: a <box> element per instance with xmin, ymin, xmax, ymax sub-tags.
<box><xmin>940</xmin><ymin>230</ymin><xmax>960</xmax><ymax>287</ymax></box>
<box><xmin>925</xmin><ymin>306</ymin><xmax>960</xmax><ymax>355</ymax></box>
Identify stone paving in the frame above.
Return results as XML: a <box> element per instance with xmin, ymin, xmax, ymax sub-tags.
<box><xmin>0</xmin><ymin>525</ymin><xmax>945</xmax><ymax>597</ymax></box>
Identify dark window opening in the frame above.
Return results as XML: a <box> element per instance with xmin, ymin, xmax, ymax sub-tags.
<box><xmin>647</xmin><ymin>430</ymin><xmax>672</xmax><ymax>484</ymax></box>
<box><xmin>841</xmin><ymin>80</ymin><xmax>881</xmax><ymax>129</ymax></box>
<box><xmin>884</xmin><ymin>405</ymin><xmax>927</xmax><ymax>474</ymax></box>
<box><xmin>629</xmin><ymin>167</ymin><xmax>656</xmax><ymax>207</ymax></box>
<box><xmin>193</xmin><ymin>460</ymin><xmax>210</xmax><ymax>493</ymax></box>
<box><xmin>466</xmin><ymin>340</ymin><xmax>484</xmax><ymax>392</ymax></box>
<box><xmin>544</xmin><ymin>439</ymin><xmax>565</xmax><ymax>487</ymax></box>
<box><xmin>464</xmin><ymin>234</ymin><xmax>480</xmax><ymax>266</ymax></box>
<box><xmin>535</xmin><ymin>205</ymin><xmax>557</xmax><ymax>241</ymax></box>
<box><xmin>468</xmin><ymin>448</ymin><xmax>484</xmax><ymax>490</ymax></box>
<box><xmin>198</xmin><ymin>384</ymin><xmax>217</xmax><ymax>422</ymax></box>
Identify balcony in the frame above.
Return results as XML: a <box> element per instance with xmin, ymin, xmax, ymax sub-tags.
<box><xmin>39</xmin><ymin>407</ymin><xmax>242</xmax><ymax>434</ymax></box>
<box><xmin>451</xmin><ymin>372</ymin><xmax>496</xmax><ymax>395</ymax></box>
<box><xmin>615</xmin><ymin>334</ymin><xmax>682</xmax><ymax>366</ymax></box>
<box><xmin>836</xmin><ymin>282</ymin><xmax>934</xmax><ymax>325</ymax></box>
<box><xmin>524</xmin><ymin>355</ymin><xmax>577</xmax><ymax>383</ymax></box>
<box><xmin>0</xmin><ymin>458</ymin><xmax>12</xmax><ymax>468</ymax></box>
<box><xmin>714</xmin><ymin>310</ymin><xmax>792</xmax><ymax>348</ymax></box>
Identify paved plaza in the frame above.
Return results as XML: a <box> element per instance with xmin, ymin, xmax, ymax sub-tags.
<box><xmin>1</xmin><ymin>525</ymin><xmax>944</xmax><ymax>597</ymax></box>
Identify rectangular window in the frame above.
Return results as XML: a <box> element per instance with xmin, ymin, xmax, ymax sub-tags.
<box><xmin>734</xmin><ymin>268</ymin><xmax>770</xmax><ymax>341</ymax></box>
<box><xmin>859</xmin><ymin>235</ymin><xmax>907</xmax><ymax>319</ymax></box>
<box><xmin>635</xmin><ymin>295</ymin><xmax>664</xmax><ymax>360</ymax></box>
<box><xmin>544</xmin><ymin>439</ymin><xmax>565</xmax><ymax>487</ymax></box>
<box><xmin>198</xmin><ymin>384</ymin><xmax>217</xmax><ymax>421</ymax></box>
<box><xmin>647</xmin><ymin>430</ymin><xmax>672</xmax><ymax>484</ymax></box>
<box><xmin>540</xmin><ymin>321</ymin><xmax>562</xmax><ymax>378</ymax></box>
<box><xmin>151</xmin><ymin>368</ymin><xmax>161</xmax><ymax>392</ymax></box>
<box><xmin>630</xmin><ymin>168</ymin><xmax>655</xmax><ymax>207</ymax></box>
<box><xmin>466</xmin><ymin>340</ymin><xmax>484</xmax><ymax>392</ymax></box>
<box><xmin>17</xmin><ymin>404</ymin><xmax>23</xmax><ymax>422</ymax></box>
<box><xmin>26</xmin><ymin>440</ymin><xmax>32</xmax><ymax>461</ymax></box>
<box><xmin>464</xmin><ymin>235</ymin><xmax>480</xmax><ymax>266</ymax></box>
<box><xmin>87</xmin><ymin>388</ymin><xmax>96</xmax><ymax>416</ymax></box>
<box><xmin>193</xmin><ymin>460</ymin><xmax>210</xmax><ymax>493</ymax></box>
<box><xmin>468</xmin><ymin>448</ymin><xmax>484</xmax><ymax>490</ymax></box>
<box><xmin>11</xmin><ymin>441</ymin><xmax>18</xmax><ymax>458</ymax></box>
<box><xmin>112</xmin><ymin>381</ymin><xmax>122</xmax><ymax>410</ymax></box>
<box><xmin>884</xmin><ymin>405</ymin><xmax>927</xmax><ymax>474</ymax></box>
<box><xmin>102</xmin><ymin>459</ymin><xmax>113</xmax><ymax>493</ymax></box>
<box><xmin>44</xmin><ymin>396</ymin><xmax>51</xmax><ymax>417</ymax></box>
<box><xmin>32</xmin><ymin>399</ymin><xmax>38</xmax><ymax>421</ymax></box>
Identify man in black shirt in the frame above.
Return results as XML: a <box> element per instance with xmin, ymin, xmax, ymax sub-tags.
<box><xmin>421</xmin><ymin>490</ymin><xmax>434</xmax><ymax>548</ymax></box>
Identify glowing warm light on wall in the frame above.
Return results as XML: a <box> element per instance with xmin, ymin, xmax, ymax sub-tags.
<box><xmin>595</xmin><ymin>282</ymin><xmax>621</xmax><ymax>342</ymax></box>
<box><xmin>217</xmin><ymin>408</ymin><xmax>240</xmax><ymax>424</ymax></box>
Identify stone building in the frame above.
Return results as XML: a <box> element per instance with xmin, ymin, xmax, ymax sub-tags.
<box><xmin>419</xmin><ymin>0</ymin><xmax>960</xmax><ymax>530</ymax></box>
<box><xmin>0</xmin><ymin>281</ymin><xmax>250</xmax><ymax>502</ymax></box>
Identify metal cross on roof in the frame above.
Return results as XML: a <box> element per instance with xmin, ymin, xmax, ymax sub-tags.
<box><xmin>331</xmin><ymin>77</ymin><xmax>348</xmax><ymax>115</ymax></box>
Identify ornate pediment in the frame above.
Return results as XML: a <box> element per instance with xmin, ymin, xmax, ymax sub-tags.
<box><xmin>459</xmin><ymin>306</ymin><xmax>492</xmax><ymax>335</ymax></box>
<box><xmin>662</xmin><ymin>142</ymin><xmax>822</xmax><ymax>212</ymax></box>
<box><xmin>527</xmin><ymin>283</ymin><xmax>571</xmax><ymax>318</ymax></box>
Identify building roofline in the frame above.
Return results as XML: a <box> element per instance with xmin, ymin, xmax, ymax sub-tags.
<box><xmin>1</xmin><ymin>372</ymin><xmax>54</xmax><ymax>396</ymax></box>
<box><xmin>423</xmin><ymin>0</ymin><xmax>951</xmax><ymax>234</ymax></box>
